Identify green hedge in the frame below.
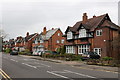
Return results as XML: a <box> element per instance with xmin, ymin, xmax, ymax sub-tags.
<box><xmin>5</xmin><ymin>48</ymin><xmax>12</xmax><ymax>53</ymax></box>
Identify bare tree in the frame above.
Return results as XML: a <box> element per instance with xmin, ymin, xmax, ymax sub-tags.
<box><xmin>0</xmin><ymin>29</ymin><xmax>8</xmax><ymax>39</ymax></box>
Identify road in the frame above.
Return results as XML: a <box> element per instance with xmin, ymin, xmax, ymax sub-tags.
<box><xmin>1</xmin><ymin>53</ymin><xmax>119</xmax><ymax>80</ymax></box>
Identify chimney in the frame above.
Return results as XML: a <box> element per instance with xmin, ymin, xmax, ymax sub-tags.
<box><xmin>43</xmin><ymin>27</ymin><xmax>47</xmax><ymax>35</ymax></box>
<box><xmin>93</xmin><ymin>15</ymin><xmax>96</xmax><ymax>18</ymax></box>
<box><xmin>26</xmin><ymin>32</ymin><xmax>29</xmax><ymax>36</ymax></box>
<box><xmin>82</xmin><ymin>13</ymin><xmax>88</xmax><ymax>23</ymax></box>
<box><xmin>52</xmin><ymin>28</ymin><xmax>54</xmax><ymax>30</ymax></box>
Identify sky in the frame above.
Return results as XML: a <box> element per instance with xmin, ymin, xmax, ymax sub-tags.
<box><xmin>1</xmin><ymin>0</ymin><xmax>120</xmax><ymax>40</ymax></box>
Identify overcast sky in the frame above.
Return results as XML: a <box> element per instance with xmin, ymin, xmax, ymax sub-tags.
<box><xmin>1</xmin><ymin>0</ymin><xmax>120</xmax><ymax>40</ymax></box>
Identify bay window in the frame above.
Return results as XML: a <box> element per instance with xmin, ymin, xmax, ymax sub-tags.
<box><xmin>66</xmin><ymin>46</ymin><xmax>75</xmax><ymax>54</ymax></box>
<box><xmin>78</xmin><ymin>45</ymin><xmax>90</xmax><ymax>54</ymax></box>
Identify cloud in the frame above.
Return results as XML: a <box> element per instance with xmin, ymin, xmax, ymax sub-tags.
<box><xmin>2</xmin><ymin>0</ymin><xmax>119</xmax><ymax>40</ymax></box>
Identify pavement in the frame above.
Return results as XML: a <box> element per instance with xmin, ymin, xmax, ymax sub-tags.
<box><xmin>19</xmin><ymin>55</ymin><xmax>118</xmax><ymax>73</ymax></box>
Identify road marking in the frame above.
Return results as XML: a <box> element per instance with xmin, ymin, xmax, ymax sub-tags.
<box><xmin>22</xmin><ymin>63</ymin><xmax>37</xmax><ymax>69</ymax></box>
<box><xmin>10</xmin><ymin>59</ymin><xmax>18</xmax><ymax>62</ymax></box>
<box><xmin>47</xmin><ymin>71</ymin><xmax>69</xmax><ymax>79</ymax></box>
<box><xmin>52</xmin><ymin>71</ymin><xmax>68</xmax><ymax>73</ymax></box>
<box><xmin>34</xmin><ymin>62</ymin><xmax>51</xmax><ymax>67</ymax></box>
<box><xmin>40</xmin><ymin>63</ymin><xmax>51</xmax><ymax>67</ymax></box>
<box><xmin>71</xmin><ymin>66</ymin><xmax>118</xmax><ymax>74</ymax></box>
<box><xmin>0</xmin><ymin>69</ymin><xmax>12</xmax><ymax>80</ymax></box>
<box><xmin>64</xmin><ymin>70</ymin><xmax>96</xmax><ymax>79</ymax></box>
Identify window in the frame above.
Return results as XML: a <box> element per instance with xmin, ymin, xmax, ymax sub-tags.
<box><xmin>96</xmin><ymin>30</ymin><xmax>102</xmax><ymax>36</ymax></box>
<box><xmin>40</xmin><ymin>40</ymin><xmax>43</xmax><ymax>43</ymax></box>
<box><xmin>66</xmin><ymin>46</ymin><xmax>75</xmax><ymax>54</ymax></box>
<box><xmin>61</xmin><ymin>39</ymin><xmax>64</xmax><ymax>44</ymax></box>
<box><xmin>58</xmin><ymin>33</ymin><xmax>60</xmax><ymax>36</ymax></box>
<box><xmin>67</xmin><ymin>32</ymin><xmax>73</xmax><ymax>40</ymax></box>
<box><xmin>79</xmin><ymin>29</ymin><xmax>87</xmax><ymax>38</ymax></box>
<box><xmin>78</xmin><ymin>45</ymin><xmax>90</xmax><ymax>54</ymax></box>
<box><xmin>35</xmin><ymin>40</ymin><xmax>38</xmax><ymax>44</ymax></box>
<box><xmin>56</xmin><ymin>40</ymin><xmax>60</xmax><ymax>43</ymax></box>
<box><xmin>94</xmin><ymin>48</ymin><xmax>101</xmax><ymax>56</ymax></box>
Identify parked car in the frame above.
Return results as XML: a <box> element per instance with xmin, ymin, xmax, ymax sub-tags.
<box><xmin>10</xmin><ymin>50</ymin><xmax>18</xmax><ymax>55</ymax></box>
<box><xmin>32</xmin><ymin>51</ymin><xmax>42</xmax><ymax>56</ymax></box>
<box><xmin>81</xmin><ymin>51</ymin><xmax>100</xmax><ymax>61</ymax></box>
<box><xmin>44</xmin><ymin>50</ymin><xmax>59</xmax><ymax>55</ymax></box>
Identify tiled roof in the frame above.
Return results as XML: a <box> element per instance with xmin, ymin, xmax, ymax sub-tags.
<box><xmin>66</xmin><ymin>13</ymin><xmax>120</xmax><ymax>33</ymax></box>
<box><xmin>42</xmin><ymin>28</ymin><xmax>59</xmax><ymax>40</ymax></box>
<box><xmin>25</xmin><ymin>33</ymin><xmax>37</xmax><ymax>42</ymax></box>
<box><xmin>71</xmin><ymin>14</ymin><xmax>107</xmax><ymax>32</ymax></box>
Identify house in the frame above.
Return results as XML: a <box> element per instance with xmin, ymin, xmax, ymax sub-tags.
<box><xmin>14</xmin><ymin>32</ymin><xmax>38</xmax><ymax>52</ymax></box>
<box><xmin>14</xmin><ymin>36</ymin><xmax>25</xmax><ymax>51</ymax></box>
<box><xmin>24</xmin><ymin>32</ymin><xmax>38</xmax><ymax>52</ymax></box>
<box><xmin>63</xmin><ymin>13</ymin><xmax>120</xmax><ymax>58</ymax></box>
<box><xmin>32</xmin><ymin>27</ymin><xmax>65</xmax><ymax>52</ymax></box>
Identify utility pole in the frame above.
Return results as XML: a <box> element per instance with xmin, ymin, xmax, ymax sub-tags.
<box><xmin>0</xmin><ymin>37</ymin><xmax>2</xmax><ymax>52</ymax></box>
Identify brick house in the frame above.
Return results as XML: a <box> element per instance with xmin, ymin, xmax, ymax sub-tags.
<box><xmin>14</xmin><ymin>32</ymin><xmax>38</xmax><ymax>52</ymax></box>
<box><xmin>32</xmin><ymin>27</ymin><xmax>65</xmax><ymax>52</ymax></box>
<box><xmin>14</xmin><ymin>36</ymin><xmax>25</xmax><ymax>51</ymax></box>
<box><xmin>63</xmin><ymin>13</ymin><xmax>120</xmax><ymax>58</ymax></box>
<box><xmin>24</xmin><ymin>32</ymin><xmax>38</xmax><ymax>52</ymax></box>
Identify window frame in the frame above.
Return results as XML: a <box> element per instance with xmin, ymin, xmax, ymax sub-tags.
<box><xmin>67</xmin><ymin>31</ymin><xmax>73</xmax><ymax>40</ymax></box>
<box><xmin>79</xmin><ymin>29</ymin><xmax>87</xmax><ymax>38</ymax></box>
<box><xmin>96</xmin><ymin>29</ymin><xmax>102</xmax><ymax>36</ymax></box>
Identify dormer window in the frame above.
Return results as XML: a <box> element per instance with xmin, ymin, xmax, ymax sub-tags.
<box><xmin>79</xmin><ymin>29</ymin><xmax>87</xmax><ymax>38</ymax></box>
<box><xmin>67</xmin><ymin>31</ymin><xmax>73</xmax><ymax>40</ymax></box>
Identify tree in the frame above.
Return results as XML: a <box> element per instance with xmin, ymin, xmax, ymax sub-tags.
<box><xmin>0</xmin><ymin>29</ymin><xmax>8</xmax><ymax>39</ymax></box>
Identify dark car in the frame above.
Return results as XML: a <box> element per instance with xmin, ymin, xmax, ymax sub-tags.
<box><xmin>81</xmin><ymin>51</ymin><xmax>100</xmax><ymax>61</ymax></box>
<box><xmin>10</xmin><ymin>50</ymin><xmax>18</xmax><ymax>55</ymax></box>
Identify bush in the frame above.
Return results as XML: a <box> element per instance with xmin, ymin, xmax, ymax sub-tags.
<box><xmin>5</xmin><ymin>48</ymin><xmax>12</xmax><ymax>53</ymax></box>
<box><xmin>102</xmin><ymin>57</ymin><xmax>113</xmax><ymax>61</ymax></box>
<box><xmin>18</xmin><ymin>49</ymin><xmax>31</xmax><ymax>55</ymax></box>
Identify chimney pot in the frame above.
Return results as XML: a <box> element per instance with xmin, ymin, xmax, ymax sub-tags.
<box><xmin>52</xmin><ymin>28</ymin><xmax>54</xmax><ymax>30</ymax></box>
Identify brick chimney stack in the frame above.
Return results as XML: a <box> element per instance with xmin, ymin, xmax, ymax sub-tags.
<box><xmin>26</xmin><ymin>32</ymin><xmax>29</xmax><ymax>36</ymax></box>
<box><xmin>93</xmin><ymin>15</ymin><xmax>96</xmax><ymax>18</ymax></box>
<box><xmin>43</xmin><ymin>27</ymin><xmax>47</xmax><ymax>35</ymax></box>
<box><xmin>82</xmin><ymin>13</ymin><xmax>88</xmax><ymax>23</ymax></box>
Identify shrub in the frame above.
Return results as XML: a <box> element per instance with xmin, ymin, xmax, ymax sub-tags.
<box><xmin>102</xmin><ymin>57</ymin><xmax>113</xmax><ymax>61</ymax></box>
<box><xmin>5</xmin><ymin>48</ymin><xmax>12</xmax><ymax>53</ymax></box>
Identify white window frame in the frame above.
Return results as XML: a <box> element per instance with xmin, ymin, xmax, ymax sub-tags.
<box><xmin>79</xmin><ymin>29</ymin><xmax>87</xmax><ymax>38</ymax></box>
<box><xmin>78</xmin><ymin>45</ymin><xmax>90</xmax><ymax>54</ymax></box>
<box><xmin>66</xmin><ymin>46</ymin><xmax>75</xmax><ymax>54</ymax></box>
<box><xmin>67</xmin><ymin>31</ymin><xmax>73</xmax><ymax>40</ymax></box>
<box><xmin>94</xmin><ymin>48</ymin><xmax>101</xmax><ymax>56</ymax></box>
<box><xmin>96</xmin><ymin>30</ymin><xmax>102</xmax><ymax>36</ymax></box>
<box><xmin>61</xmin><ymin>39</ymin><xmax>64</xmax><ymax>44</ymax></box>
<box><xmin>56</xmin><ymin>40</ymin><xmax>60</xmax><ymax>43</ymax></box>
<box><xmin>40</xmin><ymin>40</ymin><xmax>43</xmax><ymax>43</ymax></box>
<box><xmin>58</xmin><ymin>33</ymin><xmax>60</xmax><ymax>36</ymax></box>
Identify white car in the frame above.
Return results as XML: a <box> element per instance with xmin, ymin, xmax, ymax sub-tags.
<box><xmin>33</xmin><ymin>51</ymin><xmax>42</xmax><ymax>56</ymax></box>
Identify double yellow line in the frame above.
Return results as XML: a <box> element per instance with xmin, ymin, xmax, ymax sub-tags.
<box><xmin>0</xmin><ymin>69</ymin><xmax>12</xmax><ymax>80</ymax></box>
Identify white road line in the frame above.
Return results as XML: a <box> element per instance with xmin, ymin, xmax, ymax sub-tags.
<box><xmin>22</xmin><ymin>63</ymin><xmax>37</xmax><ymax>69</ymax></box>
<box><xmin>34</xmin><ymin>62</ymin><xmax>51</xmax><ymax>67</ymax></box>
<box><xmin>10</xmin><ymin>59</ymin><xmax>18</xmax><ymax>62</ymax></box>
<box><xmin>40</xmin><ymin>63</ymin><xmax>51</xmax><ymax>67</ymax></box>
<box><xmin>64</xmin><ymin>70</ymin><xmax>96</xmax><ymax>79</ymax></box>
<box><xmin>47</xmin><ymin>71</ymin><xmax>69</xmax><ymax>79</ymax></box>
